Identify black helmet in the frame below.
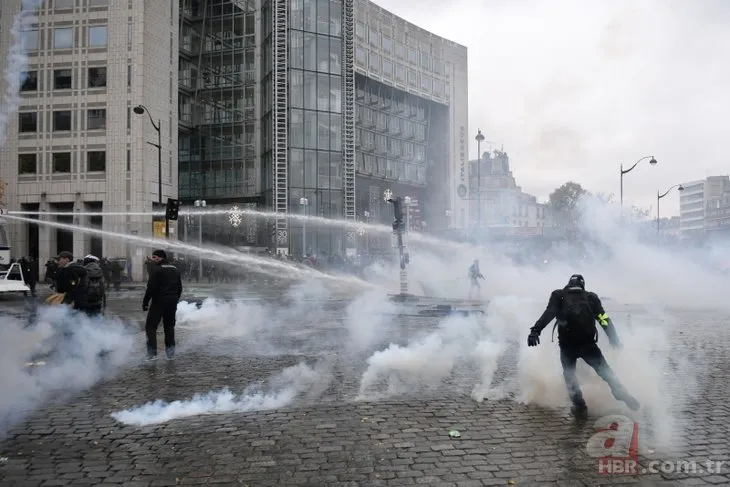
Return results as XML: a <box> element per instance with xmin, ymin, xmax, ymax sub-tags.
<box><xmin>567</xmin><ymin>274</ymin><xmax>585</xmax><ymax>289</ymax></box>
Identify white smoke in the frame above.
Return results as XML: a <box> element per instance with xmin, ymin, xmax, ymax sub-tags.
<box><xmin>0</xmin><ymin>305</ymin><xmax>136</xmax><ymax>437</ymax></box>
<box><xmin>111</xmin><ymin>361</ymin><xmax>333</xmax><ymax>426</ymax></box>
<box><xmin>0</xmin><ymin>0</ymin><xmax>43</xmax><ymax>147</ymax></box>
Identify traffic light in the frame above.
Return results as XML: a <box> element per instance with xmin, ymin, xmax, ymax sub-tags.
<box><xmin>389</xmin><ymin>197</ymin><xmax>404</xmax><ymax>228</ymax></box>
<box><xmin>165</xmin><ymin>198</ymin><xmax>180</xmax><ymax>221</ymax></box>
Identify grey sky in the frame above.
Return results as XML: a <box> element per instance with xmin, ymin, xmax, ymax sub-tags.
<box><xmin>373</xmin><ymin>0</ymin><xmax>730</xmax><ymax>215</ymax></box>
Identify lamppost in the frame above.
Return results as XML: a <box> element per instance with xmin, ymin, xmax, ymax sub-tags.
<box><xmin>657</xmin><ymin>184</ymin><xmax>684</xmax><ymax>235</ymax></box>
<box><xmin>299</xmin><ymin>197</ymin><xmax>308</xmax><ymax>257</ymax></box>
<box><xmin>404</xmin><ymin>196</ymin><xmax>412</xmax><ymax>232</ymax></box>
<box><xmin>363</xmin><ymin>210</ymin><xmax>370</xmax><ymax>255</ymax></box>
<box><xmin>134</xmin><ymin>105</ymin><xmax>167</xmax><ymax>238</ymax></box>
<box><xmin>194</xmin><ymin>199</ymin><xmax>206</xmax><ymax>281</ymax></box>
<box><xmin>620</xmin><ymin>155</ymin><xmax>657</xmax><ymax>212</ymax></box>
<box><xmin>475</xmin><ymin>129</ymin><xmax>485</xmax><ymax>236</ymax></box>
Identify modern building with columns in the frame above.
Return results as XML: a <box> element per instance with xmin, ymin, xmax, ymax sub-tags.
<box><xmin>0</xmin><ymin>0</ymin><xmax>467</xmax><ymax>272</ymax></box>
<box><xmin>0</xmin><ymin>0</ymin><xmax>178</xmax><ymax>280</ymax></box>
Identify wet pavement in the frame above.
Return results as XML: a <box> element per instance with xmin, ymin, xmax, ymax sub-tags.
<box><xmin>0</xmin><ymin>283</ymin><xmax>728</xmax><ymax>486</ymax></box>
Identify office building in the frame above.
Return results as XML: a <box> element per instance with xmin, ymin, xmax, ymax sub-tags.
<box><xmin>178</xmin><ymin>0</ymin><xmax>468</xmax><ymax>257</ymax></box>
<box><xmin>679</xmin><ymin>175</ymin><xmax>730</xmax><ymax>238</ymax></box>
<box><xmin>0</xmin><ymin>0</ymin><xmax>178</xmax><ymax>280</ymax></box>
<box><xmin>0</xmin><ymin>0</ymin><xmax>467</xmax><ymax>276</ymax></box>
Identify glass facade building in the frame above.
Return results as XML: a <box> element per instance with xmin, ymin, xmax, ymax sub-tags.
<box><xmin>178</xmin><ymin>0</ymin><xmax>467</xmax><ymax>256</ymax></box>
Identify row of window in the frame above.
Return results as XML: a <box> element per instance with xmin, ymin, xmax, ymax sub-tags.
<box><xmin>357</xmin><ymin>153</ymin><xmax>426</xmax><ymax>184</ymax></box>
<box><xmin>46</xmin><ymin>0</ymin><xmax>109</xmax><ymax>8</ymax></box>
<box><xmin>22</xmin><ymin>25</ymin><xmax>109</xmax><ymax>51</ymax></box>
<box><xmin>18</xmin><ymin>151</ymin><xmax>107</xmax><ymax>174</ymax></box>
<box><xmin>356</xmin><ymin>129</ymin><xmax>426</xmax><ymax>162</ymax></box>
<box><xmin>355</xmin><ymin>107</ymin><xmax>427</xmax><ymax>140</ymax></box>
<box><xmin>19</xmin><ymin>108</ymin><xmax>107</xmax><ymax>133</ymax></box>
<box><xmin>21</xmin><ymin>67</ymin><xmax>108</xmax><ymax>92</ymax></box>
<box><xmin>355</xmin><ymin>47</ymin><xmax>448</xmax><ymax>97</ymax></box>
<box><xmin>355</xmin><ymin>21</ymin><xmax>447</xmax><ymax>75</ymax></box>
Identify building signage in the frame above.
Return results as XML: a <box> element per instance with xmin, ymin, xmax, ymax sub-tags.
<box><xmin>458</xmin><ymin>125</ymin><xmax>467</xmax><ymax>199</ymax></box>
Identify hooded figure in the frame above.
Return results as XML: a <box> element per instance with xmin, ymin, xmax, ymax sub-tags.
<box><xmin>526</xmin><ymin>274</ymin><xmax>639</xmax><ymax>417</ymax></box>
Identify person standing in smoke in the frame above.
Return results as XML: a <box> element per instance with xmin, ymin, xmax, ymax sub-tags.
<box><xmin>527</xmin><ymin>274</ymin><xmax>640</xmax><ymax>417</ymax></box>
<box><xmin>142</xmin><ymin>250</ymin><xmax>183</xmax><ymax>360</ymax></box>
<box><xmin>468</xmin><ymin>259</ymin><xmax>485</xmax><ymax>299</ymax></box>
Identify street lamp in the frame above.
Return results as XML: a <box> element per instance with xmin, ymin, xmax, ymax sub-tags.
<box><xmin>299</xmin><ymin>197</ymin><xmax>308</xmax><ymax>257</ymax></box>
<box><xmin>133</xmin><ymin>105</ymin><xmax>162</xmax><ymax>204</ymax></box>
<box><xmin>383</xmin><ymin>189</ymin><xmax>393</xmax><ymax>202</ymax></box>
<box><xmin>194</xmin><ymin>199</ymin><xmax>206</xmax><ymax>281</ymax></box>
<box><xmin>475</xmin><ymin>130</ymin><xmax>485</xmax><ymax>234</ymax></box>
<box><xmin>657</xmin><ymin>184</ymin><xmax>684</xmax><ymax>235</ymax></box>
<box><xmin>620</xmin><ymin>155</ymin><xmax>657</xmax><ymax>210</ymax></box>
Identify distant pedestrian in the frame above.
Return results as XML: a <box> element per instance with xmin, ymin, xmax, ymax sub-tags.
<box><xmin>142</xmin><ymin>250</ymin><xmax>182</xmax><ymax>360</ymax></box>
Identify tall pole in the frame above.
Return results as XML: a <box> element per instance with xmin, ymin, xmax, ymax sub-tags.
<box><xmin>620</xmin><ymin>164</ymin><xmax>624</xmax><ymax>211</ymax></box>
<box><xmin>475</xmin><ymin>129</ymin><xmax>485</xmax><ymax>238</ymax></box>
<box><xmin>656</xmin><ymin>184</ymin><xmax>683</xmax><ymax>238</ymax></box>
<box><xmin>620</xmin><ymin>155</ymin><xmax>657</xmax><ymax>221</ymax></box>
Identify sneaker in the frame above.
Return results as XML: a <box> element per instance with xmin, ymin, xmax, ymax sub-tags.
<box><xmin>146</xmin><ymin>354</ymin><xmax>157</xmax><ymax>362</ymax></box>
<box><xmin>165</xmin><ymin>347</ymin><xmax>175</xmax><ymax>360</ymax></box>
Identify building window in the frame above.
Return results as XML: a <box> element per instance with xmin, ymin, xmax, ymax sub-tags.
<box><xmin>53</xmin><ymin>110</ymin><xmax>72</xmax><ymax>131</ymax></box>
<box><xmin>382</xmin><ymin>59</ymin><xmax>393</xmax><ymax>77</ymax></box>
<box><xmin>369</xmin><ymin>52</ymin><xmax>379</xmax><ymax>72</ymax></box>
<box><xmin>54</xmin><ymin>0</ymin><xmax>73</xmax><ymax>8</ymax></box>
<box><xmin>18</xmin><ymin>112</ymin><xmax>37</xmax><ymax>133</ymax></box>
<box><xmin>20</xmin><ymin>71</ymin><xmax>37</xmax><ymax>91</ymax></box>
<box><xmin>53</xmin><ymin>152</ymin><xmax>72</xmax><ymax>173</ymax></box>
<box><xmin>407</xmin><ymin>47</ymin><xmax>418</xmax><ymax>64</ymax></box>
<box><xmin>382</xmin><ymin>36</ymin><xmax>392</xmax><ymax>53</ymax></box>
<box><xmin>89</xmin><ymin>0</ymin><xmax>109</xmax><ymax>5</ymax></box>
<box><xmin>87</xmin><ymin>151</ymin><xmax>106</xmax><ymax>172</ymax></box>
<box><xmin>54</xmin><ymin>27</ymin><xmax>74</xmax><ymax>49</ymax></box>
<box><xmin>88</xmin><ymin>26</ymin><xmax>108</xmax><ymax>47</ymax></box>
<box><xmin>88</xmin><ymin>67</ymin><xmax>107</xmax><ymax>87</ymax></box>
<box><xmin>87</xmin><ymin>109</ymin><xmax>106</xmax><ymax>130</ymax></box>
<box><xmin>21</xmin><ymin>30</ymin><xmax>39</xmax><ymax>50</ymax></box>
<box><xmin>18</xmin><ymin>154</ymin><xmax>37</xmax><ymax>174</ymax></box>
<box><xmin>53</xmin><ymin>69</ymin><xmax>72</xmax><ymax>89</ymax></box>
<box><xmin>355</xmin><ymin>46</ymin><xmax>366</xmax><ymax>65</ymax></box>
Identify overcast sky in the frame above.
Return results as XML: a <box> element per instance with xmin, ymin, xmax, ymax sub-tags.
<box><xmin>373</xmin><ymin>0</ymin><xmax>730</xmax><ymax>215</ymax></box>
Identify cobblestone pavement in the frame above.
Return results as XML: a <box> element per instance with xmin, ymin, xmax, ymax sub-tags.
<box><xmin>0</xmin><ymin>286</ymin><xmax>728</xmax><ymax>486</ymax></box>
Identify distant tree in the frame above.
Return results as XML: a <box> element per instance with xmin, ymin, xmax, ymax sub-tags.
<box><xmin>0</xmin><ymin>178</ymin><xmax>5</xmax><ymax>207</ymax></box>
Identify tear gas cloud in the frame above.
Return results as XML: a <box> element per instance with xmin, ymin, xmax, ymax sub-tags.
<box><xmin>0</xmin><ymin>306</ymin><xmax>136</xmax><ymax>437</ymax></box>
<box><xmin>111</xmin><ymin>197</ymin><xmax>714</xmax><ymax>455</ymax></box>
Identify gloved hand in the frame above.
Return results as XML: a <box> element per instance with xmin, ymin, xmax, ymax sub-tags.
<box><xmin>142</xmin><ymin>304</ymin><xmax>148</xmax><ymax>312</ymax></box>
<box><xmin>527</xmin><ymin>329</ymin><xmax>540</xmax><ymax>347</ymax></box>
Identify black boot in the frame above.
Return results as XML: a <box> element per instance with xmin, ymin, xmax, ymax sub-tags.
<box><xmin>571</xmin><ymin>399</ymin><xmax>588</xmax><ymax>418</ymax></box>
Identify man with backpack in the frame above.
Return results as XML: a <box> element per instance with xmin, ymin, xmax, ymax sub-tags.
<box><xmin>527</xmin><ymin>274</ymin><xmax>639</xmax><ymax>417</ymax></box>
<box><xmin>76</xmin><ymin>255</ymin><xmax>106</xmax><ymax>317</ymax></box>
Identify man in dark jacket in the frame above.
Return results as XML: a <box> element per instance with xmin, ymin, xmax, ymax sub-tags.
<box><xmin>54</xmin><ymin>251</ymin><xmax>87</xmax><ymax>307</ymax></box>
<box><xmin>527</xmin><ymin>274</ymin><xmax>639</xmax><ymax>417</ymax></box>
<box><xmin>76</xmin><ymin>255</ymin><xmax>106</xmax><ymax>317</ymax></box>
<box><xmin>142</xmin><ymin>249</ymin><xmax>183</xmax><ymax>360</ymax></box>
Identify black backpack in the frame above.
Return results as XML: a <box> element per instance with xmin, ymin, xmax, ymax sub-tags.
<box><xmin>83</xmin><ymin>263</ymin><xmax>105</xmax><ymax>307</ymax></box>
<box><xmin>556</xmin><ymin>289</ymin><xmax>597</xmax><ymax>342</ymax></box>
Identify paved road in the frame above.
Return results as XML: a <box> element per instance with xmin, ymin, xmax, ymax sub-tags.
<box><xmin>0</xmin><ymin>285</ymin><xmax>728</xmax><ymax>486</ymax></box>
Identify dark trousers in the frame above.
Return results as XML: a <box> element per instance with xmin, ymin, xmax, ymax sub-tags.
<box><xmin>145</xmin><ymin>301</ymin><xmax>177</xmax><ymax>355</ymax></box>
<box><xmin>559</xmin><ymin>342</ymin><xmax>626</xmax><ymax>406</ymax></box>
